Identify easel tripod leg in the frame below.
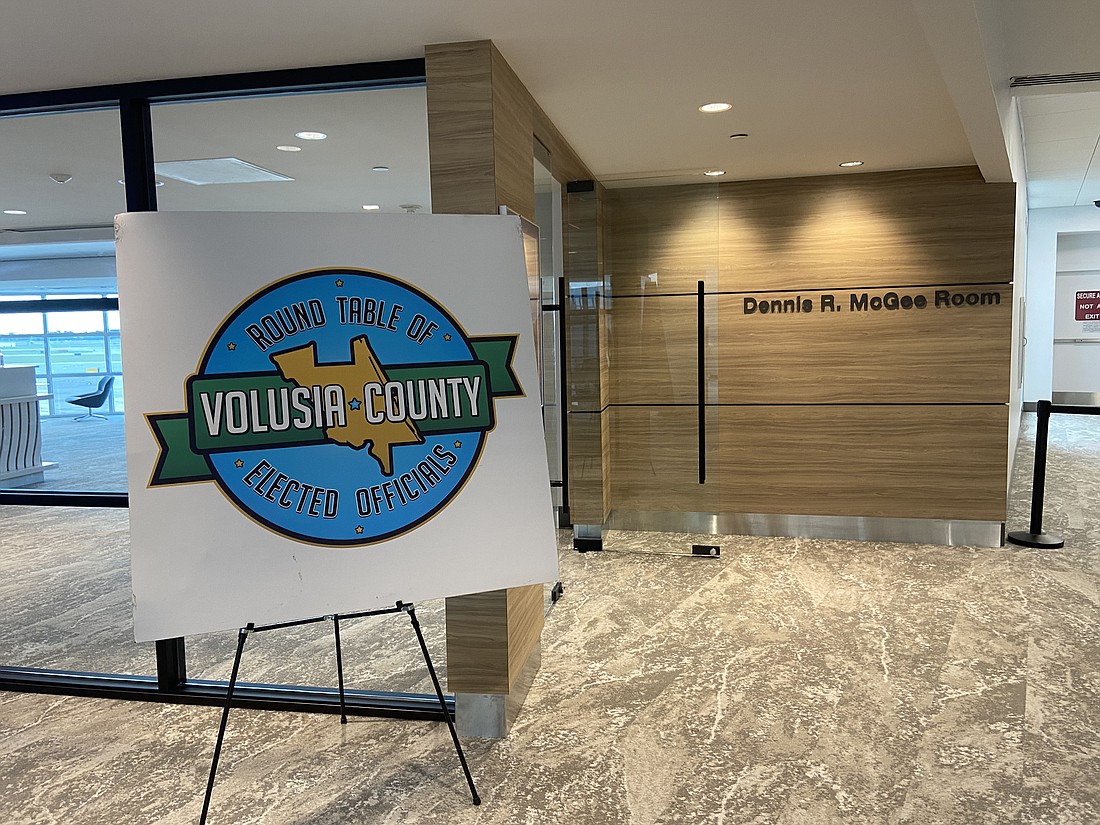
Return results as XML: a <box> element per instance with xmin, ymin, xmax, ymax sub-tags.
<box><xmin>200</xmin><ymin>623</ymin><xmax>252</xmax><ymax>825</ymax></box>
<box><xmin>333</xmin><ymin>614</ymin><xmax>348</xmax><ymax>724</ymax></box>
<box><xmin>405</xmin><ymin>603</ymin><xmax>481</xmax><ymax>805</ymax></box>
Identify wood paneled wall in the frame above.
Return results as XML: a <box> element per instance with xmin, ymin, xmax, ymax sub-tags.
<box><xmin>715</xmin><ymin>284</ymin><xmax>1013</xmax><ymax>405</ymax></box>
<box><xmin>717</xmin><ymin>168</ymin><xmax>1015</xmax><ymax>291</ymax></box>
<box><xmin>426</xmin><ymin>40</ymin><xmax>593</xmax><ymax>222</ymax></box>
<box><xmin>565</xmin><ymin>184</ymin><xmax>611</xmax><ymax>525</ymax></box>
<box><xmin>444</xmin><ymin>584</ymin><xmax>544</xmax><ymax>694</ymax></box>
<box><xmin>602</xmin><ymin>167</ymin><xmax>1016</xmax><ymax>523</ymax></box>
<box><xmin>425</xmin><ymin>42</ymin><xmax>498</xmax><ymax>216</ymax></box>
<box><xmin>610</xmin><ymin>405</ymin><xmax>1008</xmax><ymax>521</ymax></box>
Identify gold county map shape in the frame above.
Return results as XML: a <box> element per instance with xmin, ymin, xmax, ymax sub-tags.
<box><xmin>272</xmin><ymin>335</ymin><xmax>423</xmax><ymax>475</ymax></box>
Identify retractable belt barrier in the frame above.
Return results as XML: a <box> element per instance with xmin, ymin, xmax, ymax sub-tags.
<box><xmin>1007</xmin><ymin>399</ymin><xmax>1100</xmax><ymax>549</ymax></box>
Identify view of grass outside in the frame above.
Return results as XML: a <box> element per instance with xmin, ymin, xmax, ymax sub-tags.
<box><xmin>0</xmin><ymin>298</ymin><xmax>123</xmax><ymax>416</ymax></box>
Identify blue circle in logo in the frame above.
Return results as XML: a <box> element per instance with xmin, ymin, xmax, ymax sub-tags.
<box><xmin>196</xmin><ymin>269</ymin><xmax>487</xmax><ymax>546</ymax></box>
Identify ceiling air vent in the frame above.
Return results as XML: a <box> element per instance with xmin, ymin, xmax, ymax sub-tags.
<box><xmin>154</xmin><ymin>158</ymin><xmax>293</xmax><ymax>185</ymax></box>
<box><xmin>1010</xmin><ymin>71</ymin><xmax>1100</xmax><ymax>88</ymax></box>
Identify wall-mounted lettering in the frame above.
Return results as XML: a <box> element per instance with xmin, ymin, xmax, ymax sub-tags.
<box><xmin>1076</xmin><ymin>291</ymin><xmax>1099</xmax><ymax>321</ymax></box>
<box><xmin>743</xmin><ymin>296</ymin><xmax>814</xmax><ymax>315</ymax></box>
<box><xmin>740</xmin><ymin>287</ymin><xmax>1005</xmax><ymax>316</ymax></box>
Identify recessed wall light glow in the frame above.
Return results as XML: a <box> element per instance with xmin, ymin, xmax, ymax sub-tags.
<box><xmin>3</xmin><ymin>209</ymin><xmax>27</xmax><ymax>215</ymax></box>
<box><xmin>276</xmin><ymin>145</ymin><xmax>302</xmax><ymax>152</ymax></box>
<box><xmin>703</xmin><ymin>169</ymin><xmax>726</xmax><ymax>177</ymax></box>
<box><xmin>839</xmin><ymin>160</ymin><xmax>864</xmax><ymax>167</ymax></box>
<box><xmin>371</xmin><ymin>166</ymin><xmax>390</xmax><ymax>172</ymax></box>
<box><xmin>362</xmin><ymin>204</ymin><xmax>381</xmax><ymax>210</ymax></box>
<box><xmin>295</xmin><ymin>131</ymin><xmax>327</xmax><ymax>140</ymax></box>
<box><xmin>698</xmin><ymin>102</ymin><xmax>733</xmax><ymax>113</ymax></box>
<box><xmin>729</xmin><ymin>133</ymin><xmax>749</xmax><ymax>140</ymax></box>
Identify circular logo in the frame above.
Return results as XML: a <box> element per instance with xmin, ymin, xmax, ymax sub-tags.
<box><xmin>149</xmin><ymin>268</ymin><xmax>522</xmax><ymax>546</ymax></box>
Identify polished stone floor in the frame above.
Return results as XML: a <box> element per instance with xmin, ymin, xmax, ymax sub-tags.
<box><xmin>1</xmin><ymin>412</ymin><xmax>1098</xmax><ymax>824</ymax></box>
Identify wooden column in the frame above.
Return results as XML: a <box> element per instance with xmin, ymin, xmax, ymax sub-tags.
<box><xmin>426</xmin><ymin>39</ymin><xmax>574</xmax><ymax>733</ymax></box>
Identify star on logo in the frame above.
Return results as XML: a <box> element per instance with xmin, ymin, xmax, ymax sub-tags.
<box><xmin>348</xmin><ymin>398</ymin><xmax>362</xmax><ymax>410</ymax></box>
<box><xmin>234</xmin><ymin>459</ymin><xmax>244</xmax><ymax>468</ymax></box>
<box><xmin>227</xmin><ymin>342</ymin><xmax>237</xmax><ymax>351</ymax></box>
<box><xmin>335</xmin><ymin>279</ymin><xmax>344</xmax><ymax>288</ymax></box>
<box><xmin>355</xmin><ymin>525</ymin><xmax>364</xmax><ymax>534</ymax></box>
<box><xmin>443</xmin><ymin>334</ymin><xmax>452</xmax><ymax>341</ymax></box>
<box><xmin>454</xmin><ymin>440</ymin><xmax>462</xmax><ymax>449</ymax></box>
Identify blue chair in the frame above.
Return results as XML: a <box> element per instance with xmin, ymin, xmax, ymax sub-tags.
<box><xmin>66</xmin><ymin>375</ymin><xmax>115</xmax><ymax>421</ymax></box>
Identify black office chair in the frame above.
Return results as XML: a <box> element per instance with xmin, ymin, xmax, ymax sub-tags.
<box><xmin>66</xmin><ymin>375</ymin><xmax>115</xmax><ymax>421</ymax></box>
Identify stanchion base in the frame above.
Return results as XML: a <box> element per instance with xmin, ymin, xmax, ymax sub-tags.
<box><xmin>1007</xmin><ymin>531</ymin><xmax>1065</xmax><ymax>549</ymax></box>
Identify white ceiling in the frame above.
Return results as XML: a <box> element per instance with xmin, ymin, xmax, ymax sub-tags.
<box><xmin>0</xmin><ymin>0</ymin><xmax>978</xmax><ymax>188</ymax></box>
<box><xmin>0</xmin><ymin>0</ymin><xmax>1098</xmax><ymax>229</ymax></box>
<box><xmin>1019</xmin><ymin>90</ymin><xmax>1100</xmax><ymax>209</ymax></box>
<box><xmin>0</xmin><ymin>88</ymin><xmax>432</xmax><ymax>233</ymax></box>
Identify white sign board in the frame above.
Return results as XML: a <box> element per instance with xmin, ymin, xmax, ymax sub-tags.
<box><xmin>116</xmin><ymin>212</ymin><xmax>558</xmax><ymax>642</ymax></box>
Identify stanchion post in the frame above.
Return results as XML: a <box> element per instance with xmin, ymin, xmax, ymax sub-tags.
<box><xmin>1008</xmin><ymin>400</ymin><xmax>1065</xmax><ymax>549</ymax></box>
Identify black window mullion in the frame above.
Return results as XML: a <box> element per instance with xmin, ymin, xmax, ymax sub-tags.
<box><xmin>117</xmin><ymin>97</ymin><xmax>188</xmax><ymax>690</ymax></box>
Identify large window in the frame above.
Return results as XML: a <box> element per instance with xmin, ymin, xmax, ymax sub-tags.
<box><xmin>0</xmin><ymin>62</ymin><xmax>453</xmax><ymax>715</ymax></box>
<box><xmin>0</xmin><ymin>295</ymin><xmax>123</xmax><ymax>417</ymax></box>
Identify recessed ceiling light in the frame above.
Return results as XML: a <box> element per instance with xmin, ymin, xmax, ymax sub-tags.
<box><xmin>295</xmin><ymin>131</ymin><xmax>327</xmax><ymax>140</ymax></box>
<box><xmin>839</xmin><ymin>160</ymin><xmax>864</xmax><ymax>167</ymax></box>
<box><xmin>276</xmin><ymin>145</ymin><xmax>302</xmax><ymax>152</ymax></box>
<box><xmin>703</xmin><ymin>169</ymin><xmax>726</xmax><ymax>177</ymax></box>
<box><xmin>729</xmin><ymin>133</ymin><xmax>749</xmax><ymax>140</ymax></box>
<box><xmin>362</xmin><ymin>204</ymin><xmax>381</xmax><ymax>210</ymax></box>
<box><xmin>117</xmin><ymin>179</ymin><xmax>166</xmax><ymax>187</ymax></box>
<box><xmin>371</xmin><ymin>166</ymin><xmax>390</xmax><ymax>172</ymax></box>
<box><xmin>3</xmin><ymin>209</ymin><xmax>27</xmax><ymax>215</ymax></box>
<box><xmin>698</xmin><ymin>102</ymin><xmax>732</xmax><ymax>113</ymax></box>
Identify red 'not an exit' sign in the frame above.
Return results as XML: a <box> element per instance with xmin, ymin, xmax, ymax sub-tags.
<box><xmin>1077</xmin><ymin>291</ymin><xmax>1100</xmax><ymax>321</ymax></box>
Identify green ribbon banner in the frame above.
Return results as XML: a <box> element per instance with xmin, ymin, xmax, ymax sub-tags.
<box><xmin>148</xmin><ymin>334</ymin><xmax>522</xmax><ymax>486</ymax></box>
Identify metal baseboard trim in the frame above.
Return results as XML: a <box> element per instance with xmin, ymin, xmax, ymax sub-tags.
<box><xmin>0</xmin><ymin>667</ymin><xmax>450</xmax><ymax>720</ymax></box>
<box><xmin>1051</xmin><ymin>392</ymin><xmax>1100</xmax><ymax>407</ymax></box>
<box><xmin>606</xmin><ymin>510</ymin><xmax>1004</xmax><ymax>548</ymax></box>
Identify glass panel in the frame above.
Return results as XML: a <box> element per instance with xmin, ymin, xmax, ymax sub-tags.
<box><xmin>535</xmin><ymin>158</ymin><xmax>565</xmax><ymax>510</ymax></box>
<box><xmin>47</xmin><ymin>332</ymin><xmax>107</xmax><ymax>378</ymax></box>
<box><xmin>0</xmin><ymin>107</ymin><xmax>144</xmax><ymax>675</ymax></box>
<box><xmin>147</xmin><ymin>86</ymin><xmax>439</xmax><ymax>684</ymax></box>
<box><xmin>151</xmin><ymin>87</ymin><xmax>431</xmax><ymax>215</ymax></box>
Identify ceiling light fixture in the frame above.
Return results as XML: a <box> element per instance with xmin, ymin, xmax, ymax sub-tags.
<box><xmin>698</xmin><ymin>102</ymin><xmax>732</xmax><ymax>113</ymax></box>
<box><xmin>295</xmin><ymin>131</ymin><xmax>327</xmax><ymax>140</ymax></box>
<box><xmin>49</xmin><ymin>173</ymin><xmax>73</xmax><ymax>184</ymax></box>
<box><xmin>362</xmin><ymin>204</ymin><xmax>380</xmax><ymax>210</ymax></box>
<box><xmin>703</xmin><ymin>169</ymin><xmax>726</xmax><ymax>177</ymax></box>
<box><xmin>729</xmin><ymin>133</ymin><xmax>749</xmax><ymax>140</ymax></box>
<box><xmin>371</xmin><ymin>166</ymin><xmax>390</xmax><ymax>172</ymax></box>
<box><xmin>3</xmin><ymin>209</ymin><xmax>27</xmax><ymax>215</ymax></box>
<box><xmin>839</xmin><ymin>160</ymin><xmax>864</xmax><ymax>167</ymax></box>
<box><xmin>276</xmin><ymin>145</ymin><xmax>302</xmax><ymax>152</ymax></box>
<box><xmin>118</xmin><ymin>179</ymin><xmax>165</xmax><ymax>187</ymax></box>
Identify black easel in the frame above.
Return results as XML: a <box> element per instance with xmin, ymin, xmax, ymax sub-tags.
<box><xmin>199</xmin><ymin>601</ymin><xmax>480</xmax><ymax>824</ymax></box>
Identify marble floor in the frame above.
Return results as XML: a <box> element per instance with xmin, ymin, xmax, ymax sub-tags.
<box><xmin>1</xmin><ymin>412</ymin><xmax>1098</xmax><ymax>824</ymax></box>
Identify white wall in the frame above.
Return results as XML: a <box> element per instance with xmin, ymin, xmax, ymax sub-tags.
<box><xmin>1005</xmin><ymin>96</ymin><xmax>1028</xmax><ymax>481</ymax></box>
<box><xmin>1024</xmin><ymin>206</ymin><xmax>1100</xmax><ymax>401</ymax></box>
<box><xmin>1052</xmin><ymin>234</ymin><xmax>1100</xmax><ymax>394</ymax></box>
